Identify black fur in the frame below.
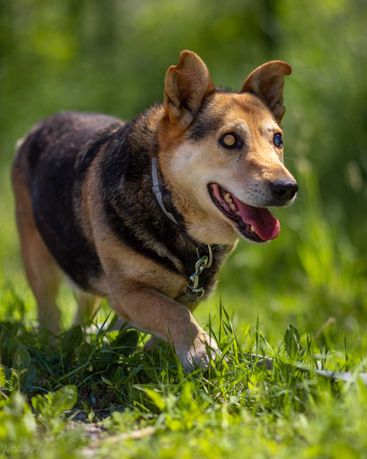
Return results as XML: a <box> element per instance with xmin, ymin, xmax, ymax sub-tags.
<box><xmin>18</xmin><ymin>109</ymin><xmax>230</xmax><ymax>298</ymax></box>
<box><xmin>187</xmin><ymin>97</ymin><xmax>222</xmax><ymax>141</ymax></box>
<box><xmin>23</xmin><ymin>113</ymin><xmax>123</xmax><ymax>290</ymax></box>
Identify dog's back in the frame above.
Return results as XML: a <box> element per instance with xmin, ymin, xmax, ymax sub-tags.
<box><xmin>12</xmin><ymin>113</ymin><xmax>124</xmax><ymax>326</ymax></box>
<box><xmin>14</xmin><ymin>112</ymin><xmax>123</xmax><ymax>180</ymax></box>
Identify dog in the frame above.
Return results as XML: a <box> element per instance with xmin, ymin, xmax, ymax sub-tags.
<box><xmin>12</xmin><ymin>50</ymin><xmax>297</xmax><ymax>371</ymax></box>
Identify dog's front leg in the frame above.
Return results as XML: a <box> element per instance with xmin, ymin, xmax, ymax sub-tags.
<box><xmin>109</xmin><ymin>282</ymin><xmax>219</xmax><ymax>372</ymax></box>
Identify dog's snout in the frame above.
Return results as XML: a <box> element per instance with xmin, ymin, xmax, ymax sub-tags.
<box><xmin>269</xmin><ymin>180</ymin><xmax>298</xmax><ymax>203</ymax></box>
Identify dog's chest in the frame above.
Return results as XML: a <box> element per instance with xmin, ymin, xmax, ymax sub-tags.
<box><xmin>120</xmin><ymin>241</ymin><xmax>227</xmax><ymax>306</ymax></box>
<box><xmin>171</xmin><ymin>244</ymin><xmax>229</xmax><ymax>305</ymax></box>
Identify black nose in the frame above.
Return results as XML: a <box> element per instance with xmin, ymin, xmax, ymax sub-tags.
<box><xmin>269</xmin><ymin>180</ymin><xmax>298</xmax><ymax>203</ymax></box>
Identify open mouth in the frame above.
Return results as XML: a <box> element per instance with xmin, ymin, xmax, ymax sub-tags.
<box><xmin>208</xmin><ymin>183</ymin><xmax>280</xmax><ymax>243</ymax></box>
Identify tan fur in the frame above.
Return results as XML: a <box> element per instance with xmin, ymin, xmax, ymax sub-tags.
<box><xmin>12</xmin><ymin>161</ymin><xmax>62</xmax><ymax>335</ymax></box>
<box><xmin>241</xmin><ymin>60</ymin><xmax>292</xmax><ymax>122</ymax></box>
<box><xmin>73</xmin><ymin>290</ymin><xmax>101</xmax><ymax>326</ymax></box>
<box><xmin>164</xmin><ymin>50</ymin><xmax>214</xmax><ymax>128</ymax></box>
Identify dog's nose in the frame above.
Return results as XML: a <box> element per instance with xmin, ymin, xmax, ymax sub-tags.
<box><xmin>269</xmin><ymin>180</ymin><xmax>298</xmax><ymax>203</ymax></box>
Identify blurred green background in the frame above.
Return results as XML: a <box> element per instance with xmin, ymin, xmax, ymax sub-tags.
<box><xmin>0</xmin><ymin>0</ymin><xmax>366</xmax><ymax>346</ymax></box>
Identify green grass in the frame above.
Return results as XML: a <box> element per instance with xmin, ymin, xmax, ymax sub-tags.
<box><xmin>0</xmin><ymin>155</ymin><xmax>366</xmax><ymax>458</ymax></box>
<box><xmin>1</xmin><ymin>301</ymin><xmax>367</xmax><ymax>459</ymax></box>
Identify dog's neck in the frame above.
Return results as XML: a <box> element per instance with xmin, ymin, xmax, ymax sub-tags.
<box><xmin>151</xmin><ymin>156</ymin><xmax>217</xmax><ymax>300</ymax></box>
<box><xmin>101</xmin><ymin>108</ymin><xmax>230</xmax><ymax>302</ymax></box>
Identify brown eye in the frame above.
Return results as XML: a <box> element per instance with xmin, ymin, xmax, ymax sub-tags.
<box><xmin>219</xmin><ymin>132</ymin><xmax>243</xmax><ymax>150</ymax></box>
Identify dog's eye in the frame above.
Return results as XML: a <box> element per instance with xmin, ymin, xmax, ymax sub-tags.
<box><xmin>273</xmin><ymin>133</ymin><xmax>283</xmax><ymax>148</ymax></box>
<box><xmin>219</xmin><ymin>132</ymin><xmax>243</xmax><ymax>150</ymax></box>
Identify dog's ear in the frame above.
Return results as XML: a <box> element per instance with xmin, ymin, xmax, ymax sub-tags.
<box><xmin>164</xmin><ymin>50</ymin><xmax>214</xmax><ymax>128</ymax></box>
<box><xmin>241</xmin><ymin>60</ymin><xmax>292</xmax><ymax>123</ymax></box>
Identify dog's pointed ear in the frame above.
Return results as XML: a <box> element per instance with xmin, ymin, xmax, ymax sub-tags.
<box><xmin>164</xmin><ymin>50</ymin><xmax>214</xmax><ymax>128</ymax></box>
<box><xmin>241</xmin><ymin>60</ymin><xmax>292</xmax><ymax>123</ymax></box>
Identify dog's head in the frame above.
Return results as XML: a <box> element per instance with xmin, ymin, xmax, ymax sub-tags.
<box><xmin>158</xmin><ymin>50</ymin><xmax>297</xmax><ymax>245</ymax></box>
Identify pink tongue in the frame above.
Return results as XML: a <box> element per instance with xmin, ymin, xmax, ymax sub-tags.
<box><xmin>232</xmin><ymin>197</ymin><xmax>280</xmax><ymax>241</ymax></box>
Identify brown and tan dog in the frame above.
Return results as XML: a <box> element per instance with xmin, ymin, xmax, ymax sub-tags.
<box><xmin>12</xmin><ymin>50</ymin><xmax>297</xmax><ymax>371</ymax></box>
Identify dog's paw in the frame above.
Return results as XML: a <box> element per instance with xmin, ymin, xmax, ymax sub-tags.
<box><xmin>176</xmin><ymin>331</ymin><xmax>220</xmax><ymax>372</ymax></box>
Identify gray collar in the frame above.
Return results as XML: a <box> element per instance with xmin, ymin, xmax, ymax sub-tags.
<box><xmin>151</xmin><ymin>156</ymin><xmax>180</xmax><ymax>225</ymax></box>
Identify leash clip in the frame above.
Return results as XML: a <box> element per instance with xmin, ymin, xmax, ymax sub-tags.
<box><xmin>186</xmin><ymin>245</ymin><xmax>213</xmax><ymax>298</ymax></box>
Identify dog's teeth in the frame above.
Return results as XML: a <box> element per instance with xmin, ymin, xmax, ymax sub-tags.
<box><xmin>221</xmin><ymin>191</ymin><xmax>239</xmax><ymax>213</ymax></box>
<box><xmin>223</xmin><ymin>192</ymin><xmax>233</xmax><ymax>204</ymax></box>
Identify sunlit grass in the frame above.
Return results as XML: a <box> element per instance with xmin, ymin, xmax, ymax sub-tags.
<box><xmin>1</xmin><ymin>293</ymin><xmax>367</xmax><ymax>458</ymax></box>
<box><xmin>0</xmin><ymin>150</ymin><xmax>366</xmax><ymax>457</ymax></box>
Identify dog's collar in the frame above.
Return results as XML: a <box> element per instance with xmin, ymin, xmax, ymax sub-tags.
<box><xmin>151</xmin><ymin>157</ymin><xmax>213</xmax><ymax>302</ymax></box>
<box><xmin>151</xmin><ymin>157</ymin><xmax>182</xmax><ymax>225</ymax></box>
